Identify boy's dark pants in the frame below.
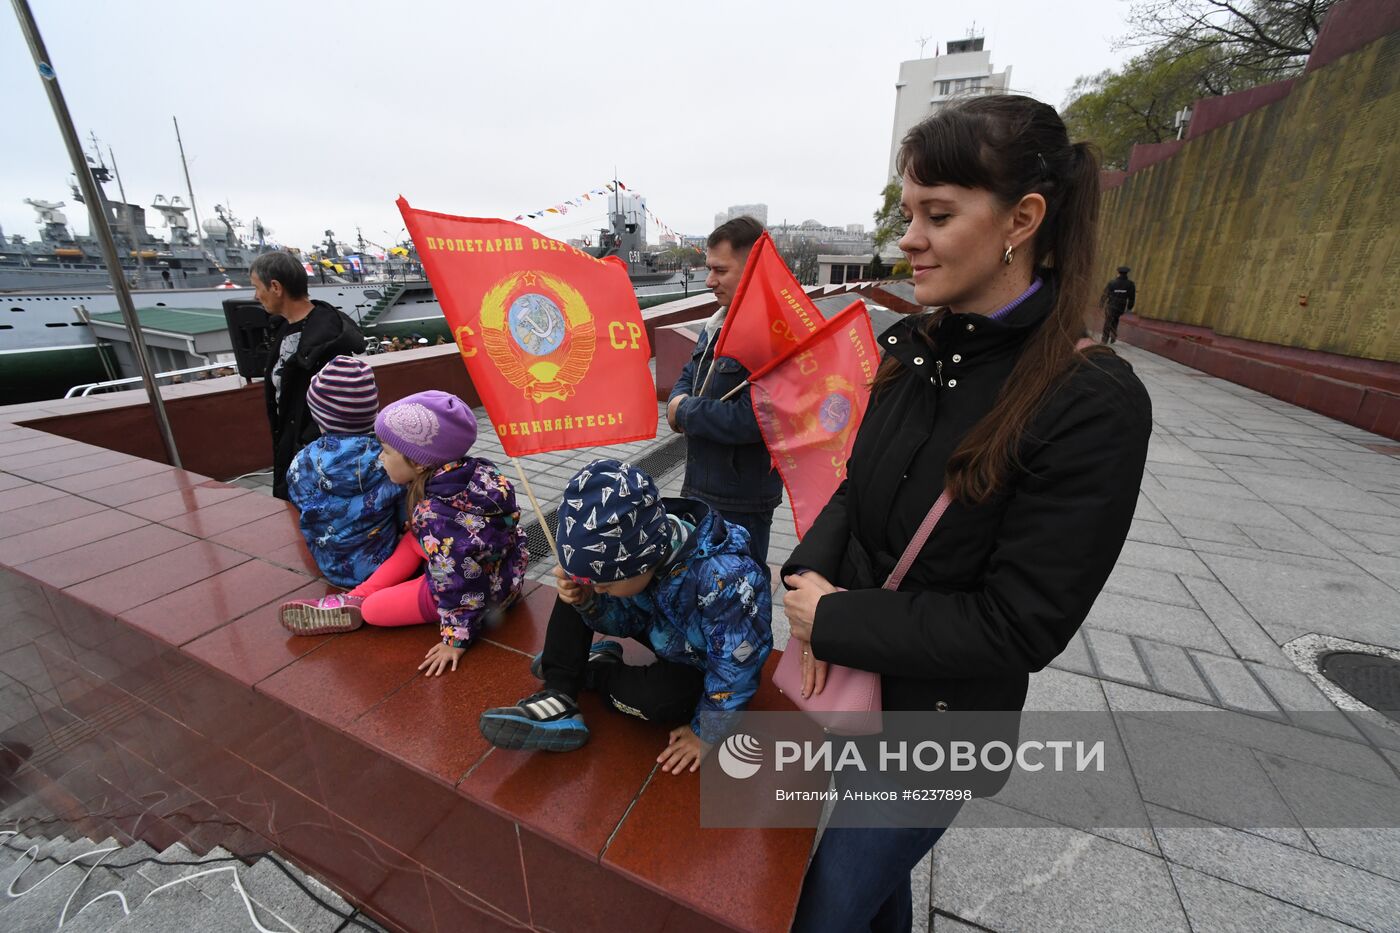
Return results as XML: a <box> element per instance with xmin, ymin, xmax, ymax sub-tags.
<box><xmin>540</xmin><ymin>596</ymin><xmax>703</xmax><ymax>725</ymax></box>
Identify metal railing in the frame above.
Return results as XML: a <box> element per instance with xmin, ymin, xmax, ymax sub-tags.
<box><xmin>64</xmin><ymin>361</ymin><xmax>238</xmax><ymax>398</ymax></box>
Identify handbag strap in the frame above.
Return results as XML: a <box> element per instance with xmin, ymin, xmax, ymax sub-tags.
<box><xmin>884</xmin><ymin>489</ymin><xmax>952</xmax><ymax>590</ymax></box>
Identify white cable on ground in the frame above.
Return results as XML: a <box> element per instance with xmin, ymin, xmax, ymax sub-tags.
<box><xmin>1</xmin><ymin>829</ymin><xmax>297</xmax><ymax>933</ymax></box>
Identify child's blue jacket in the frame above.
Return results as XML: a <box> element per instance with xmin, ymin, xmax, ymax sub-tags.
<box><xmin>287</xmin><ymin>434</ymin><xmax>402</xmax><ymax>587</ymax></box>
<box><xmin>578</xmin><ymin>497</ymin><xmax>773</xmax><ymax>744</ymax></box>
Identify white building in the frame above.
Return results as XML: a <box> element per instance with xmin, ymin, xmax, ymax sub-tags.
<box><xmin>713</xmin><ymin>203</ymin><xmax>770</xmax><ymax>228</ymax></box>
<box><xmin>887</xmin><ymin>37</ymin><xmax>1012</xmax><ymax>179</ymax></box>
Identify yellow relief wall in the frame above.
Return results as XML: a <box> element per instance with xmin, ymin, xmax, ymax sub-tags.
<box><xmin>1096</xmin><ymin>33</ymin><xmax>1400</xmax><ymax>363</ymax></box>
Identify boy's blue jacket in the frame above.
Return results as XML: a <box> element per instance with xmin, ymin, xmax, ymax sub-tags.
<box><xmin>577</xmin><ymin>497</ymin><xmax>772</xmax><ymax>744</ymax></box>
<box><xmin>287</xmin><ymin>434</ymin><xmax>402</xmax><ymax>587</ymax></box>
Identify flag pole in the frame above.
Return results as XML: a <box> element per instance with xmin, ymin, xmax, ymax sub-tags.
<box><xmin>511</xmin><ymin>457</ymin><xmax>559</xmax><ymax>561</ymax></box>
<box><xmin>718</xmin><ymin>380</ymin><xmax>748</xmax><ymax>402</ymax></box>
<box><xmin>11</xmin><ymin>0</ymin><xmax>182</xmax><ymax>468</ymax></box>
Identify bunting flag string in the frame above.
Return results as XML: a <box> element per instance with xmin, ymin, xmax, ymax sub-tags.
<box><xmin>509</xmin><ymin>179</ymin><xmax>687</xmax><ymax>244</ymax></box>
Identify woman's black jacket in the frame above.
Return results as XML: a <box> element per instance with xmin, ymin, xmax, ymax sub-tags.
<box><xmin>783</xmin><ymin>283</ymin><xmax>1152</xmax><ymax>715</ymax></box>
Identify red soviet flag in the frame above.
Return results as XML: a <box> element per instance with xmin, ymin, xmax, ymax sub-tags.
<box><xmin>398</xmin><ymin>198</ymin><xmax>657</xmax><ymax>457</ymax></box>
<box><xmin>749</xmin><ymin>300</ymin><xmax>877</xmax><ymax>538</ymax></box>
<box><xmin>710</xmin><ymin>233</ymin><xmax>823</xmax><ymax>375</ymax></box>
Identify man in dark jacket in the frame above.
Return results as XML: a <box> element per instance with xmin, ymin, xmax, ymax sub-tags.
<box><xmin>1099</xmin><ymin>265</ymin><xmax>1136</xmax><ymax>344</ymax></box>
<box><xmin>666</xmin><ymin>216</ymin><xmax>783</xmax><ymax>563</ymax></box>
<box><xmin>251</xmin><ymin>251</ymin><xmax>366</xmax><ymax>500</ymax></box>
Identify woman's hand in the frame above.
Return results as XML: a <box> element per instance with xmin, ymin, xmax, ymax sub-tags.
<box><xmin>783</xmin><ymin>571</ymin><xmax>839</xmax><ymax>643</ymax></box>
<box><xmin>657</xmin><ymin>726</ymin><xmax>711</xmax><ymax>774</ymax></box>
<box><xmin>419</xmin><ymin>642</ymin><xmax>465</xmax><ymax>676</ymax></box>
<box><xmin>552</xmin><ymin>564</ymin><xmax>594</xmax><ymax>606</ymax></box>
<box><xmin>793</xmin><ymin>638</ymin><xmax>830</xmax><ymax>699</ymax></box>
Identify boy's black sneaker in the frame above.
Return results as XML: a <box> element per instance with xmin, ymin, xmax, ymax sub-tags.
<box><xmin>479</xmin><ymin>688</ymin><xmax>589</xmax><ymax>752</ymax></box>
<box><xmin>529</xmin><ymin>639</ymin><xmax>624</xmax><ymax>689</ymax></box>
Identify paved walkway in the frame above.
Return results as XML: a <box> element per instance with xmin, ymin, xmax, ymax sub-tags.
<box><xmin>237</xmin><ymin>345</ymin><xmax>1400</xmax><ymax>930</ymax></box>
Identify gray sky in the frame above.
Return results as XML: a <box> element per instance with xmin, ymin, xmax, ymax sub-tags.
<box><xmin>2</xmin><ymin>0</ymin><xmax>1134</xmax><ymax>252</ymax></box>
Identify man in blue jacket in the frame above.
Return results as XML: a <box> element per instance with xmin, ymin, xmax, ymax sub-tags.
<box><xmin>478</xmin><ymin>459</ymin><xmax>772</xmax><ymax>771</ymax></box>
<box><xmin>666</xmin><ymin>216</ymin><xmax>782</xmax><ymax>563</ymax></box>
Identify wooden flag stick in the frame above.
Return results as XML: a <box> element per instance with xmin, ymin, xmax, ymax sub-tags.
<box><xmin>719</xmin><ymin>379</ymin><xmax>750</xmax><ymax>402</ymax></box>
<box><xmin>511</xmin><ymin>457</ymin><xmax>558</xmax><ymax>562</ymax></box>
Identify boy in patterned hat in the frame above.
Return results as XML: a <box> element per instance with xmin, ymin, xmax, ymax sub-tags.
<box><xmin>479</xmin><ymin>458</ymin><xmax>772</xmax><ymax>770</ymax></box>
<box><xmin>285</xmin><ymin>355</ymin><xmax>402</xmax><ymax>587</ymax></box>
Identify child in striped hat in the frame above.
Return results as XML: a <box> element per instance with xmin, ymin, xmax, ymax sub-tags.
<box><xmin>281</xmin><ymin>390</ymin><xmax>530</xmax><ymax>679</ymax></box>
<box><xmin>284</xmin><ymin>355</ymin><xmax>403</xmax><ymax>587</ymax></box>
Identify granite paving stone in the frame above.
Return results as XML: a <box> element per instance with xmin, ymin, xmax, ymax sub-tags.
<box><xmin>1083</xmin><ymin>592</ymin><xmax>1232</xmax><ymax>654</ymax></box>
<box><xmin>1081</xmin><ymin>627</ymin><xmax>1150</xmax><ymax>686</ymax></box>
<box><xmin>1164</xmin><ymin>515</ymin><xmax>1255</xmax><ymax>547</ymax></box>
<box><xmin>1047</xmin><ymin>628</ymin><xmax>1094</xmax><ymax>677</ymax></box>
<box><xmin>1155</xmin><ymin>473</ymin><xmax>1263</xmax><ymax>501</ymax></box>
<box><xmin>1255</xmin><ymin>755</ymin><xmax>1400</xmax><ymax>881</ymax></box>
<box><xmin>1166</xmin><ymin>863</ymin><xmax>1361</xmax><ymax>933</ymax></box>
<box><xmin>1126</xmin><ymin>518</ymin><xmax>1188</xmax><ymax>547</ymax></box>
<box><xmin>1272</xmin><ymin>503</ymin><xmax>1368</xmax><ymax>553</ymax></box>
<box><xmin>1199</xmin><ymin>552</ymin><xmax>1400</xmax><ymax>647</ymax></box>
<box><xmin>1116</xmin><ymin>716</ymin><xmax>1306</xmax><ymax>843</ymax></box>
<box><xmin>1237</xmin><ymin>523</ymin><xmax>1346</xmax><ymax>560</ymax></box>
<box><xmin>930</xmin><ymin>801</ymin><xmax>1188</xmax><ymax>933</ymax></box>
<box><xmin>1231</xmin><ymin>473</ymin><xmax>1400</xmax><ymax>516</ymax></box>
<box><xmin>1101</xmin><ymin>683</ymin><xmax>1395</xmax><ymax>785</ymax></box>
<box><xmin>1149</xmin><ymin>805</ymin><xmax>1400</xmax><ymax>931</ymax></box>
<box><xmin>1135</xmin><ymin>639</ymin><xmax>1214</xmax><ymax>703</ymax></box>
<box><xmin>1191</xmin><ymin>653</ymin><xmax>1280</xmax><ymax>714</ymax></box>
<box><xmin>1144</xmin><ymin>486</ymin><xmax>1295</xmax><ymax>529</ymax></box>
<box><xmin>1101</xmin><ymin>564</ymin><xmax>1197</xmax><ymax>608</ymax></box>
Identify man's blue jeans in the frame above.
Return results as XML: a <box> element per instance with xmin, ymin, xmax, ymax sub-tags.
<box><xmin>790</xmin><ymin>824</ymin><xmax>948</xmax><ymax>933</ymax></box>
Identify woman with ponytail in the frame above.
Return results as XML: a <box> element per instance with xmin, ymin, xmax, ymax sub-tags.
<box><xmin>782</xmin><ymin>95</ymin><xmax>1152</xmax><ymax>931</ymax></box>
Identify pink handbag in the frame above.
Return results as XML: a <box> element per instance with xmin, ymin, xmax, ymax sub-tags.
<box><xmin>774</xmin><ymin>490</ymin><xmax>954</xmax><ymax>734</ymax></box>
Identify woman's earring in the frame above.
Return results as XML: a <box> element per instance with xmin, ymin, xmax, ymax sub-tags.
<box><xmin>1003</xmin><ymin>245</ymin><xmax>1015</xmax><ymax>265</ymax></box>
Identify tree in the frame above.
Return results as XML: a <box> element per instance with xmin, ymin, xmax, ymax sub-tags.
<box><xmin>1064</xmin><ymin>0</ymin><xmax>1337</xmax><ymax>168</ymax></box>
<box><xmin>1123</xmin><ymin>0</ymin><xmax>1337</xmax><ymax>84</ymax></box>
<box><xmin>868</xmin><ymin>252</ymin><xmax>887</xmax><ymax>280</ymax></box>
<box><xmin>777</xmin><ymin>238</ymin><xmax>820</xmax><ymax>286</ymax></box>
<box><xmin>1063</xmin><ymin>46</ymin><xmax>1231</xmax><ymax>168</ymax></box>
<box><xmin>872</xmin><ymin>180</ymin><xmax>906</xmax><ymax>253</ymax></box>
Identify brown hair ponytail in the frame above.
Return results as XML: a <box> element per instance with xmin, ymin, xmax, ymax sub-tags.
<box><xmin>888</xmin><ymin>96</ymin><xmax>1105</xmax><ymax>504</ymax></box>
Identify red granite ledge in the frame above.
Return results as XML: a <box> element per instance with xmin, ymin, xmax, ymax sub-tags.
<box><xmin>119</xmin><ymin>558</ymin><xmax>313</xmax><ymax>648</ymax></box>
<box><xmin>210</xmin><ymin>506</ymin><xmax>307</xmax><ymax>555</ymax></box>
<box><xmin>158</xmin><ymin>491</ymin><xmax>292</xmax><ymax>538</ymax></box>
<box><xmin>44</xmin><ymin>456</ymin><xmax>172</xmax><ymax>494</ymax></box>
<box><xmin>81</xmin><ymin>467</ymin><xmax>217</xmax><ymax>507</ymax></box>
<box><xmin>15</xmin><ymin>448</ymin><xmax>142</xmax><ymax>484</ymax></box>
<box><xmin>0</xmin><ymin>440</ymin><xmax>115</xmax><ymax>472</ymax></box>
<box><xmin>256</xmin><ymin>624</ymin><xmax>428</xmax><ymax>729</ymax></box>
<box><xmin>0</xmin><ymin>432</ymin><xmax>83</xmax><ymax>456</ymax></box>
<box><xmin>15</xmin><ymin>523</ymin><xmax>198</xmax><ymax>590</ymax></box>
<box><xmin>116</xmin><ymin>481</ymin><xmax>253</xmax><ymax>522</ymax></box>
<box><xmin>0</xmin><ymin>481</ymin><xmax>68</xmax><ymax>512</ymax></box>
<box><xmin>348</xmin><ymin>640</ymin><xmax>538</xmax><ymax>787</ymax></box>
<box><xmin>0</xmin><ymin>491</ymin><xmax>110</xmax><ymax>537</ymax></box>
<box><xmin>602</xmin><ymin>766</ymin><xmax>812</xmax><ymax>933</ymax></box>
<box><xmin>63</xmin><ymin>539</ymin><xmax>252</xmax><ymax>615</ymax></box>
<box><xmin>1119</xmin><ymin>317</ymin><xmax>1400</xmax><ymax>442</ymax></box>
<box><xmin>184</xmin><ymin>579</ymin><xmax>341</xmax><ymax>686</ymax></box>
<box><xmin>0</xmin><ymin>508</ymin><xmax>149</xmax><ymax>567</ymax></box>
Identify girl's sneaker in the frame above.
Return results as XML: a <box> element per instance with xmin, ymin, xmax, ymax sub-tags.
<box><xmin>479</xmin><ymin>688</ymin><xmax>589</xmax><ymax>752</ymax></box>
<box><xmin>279</xmin><ymin>593</ymin><xmax>366</xmax><ymax>636</ymax></box>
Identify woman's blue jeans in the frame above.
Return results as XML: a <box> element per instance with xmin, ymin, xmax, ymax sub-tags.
<box><xmin>790</xmin><ymin>824</ymin><xmax>947</xmax><ymax>933</ymax></box>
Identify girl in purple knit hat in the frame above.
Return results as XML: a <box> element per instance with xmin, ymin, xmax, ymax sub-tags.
<box><xmin>280</xmin><ymin>390</ymin><xmax>530</xmax><ymax>676</ymax></box>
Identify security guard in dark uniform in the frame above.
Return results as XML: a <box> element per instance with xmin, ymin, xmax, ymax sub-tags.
<box><xmin>1100</xmin><ymin>265</ymin><xmax>1136</xmax><ymax>344</ymax></box>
